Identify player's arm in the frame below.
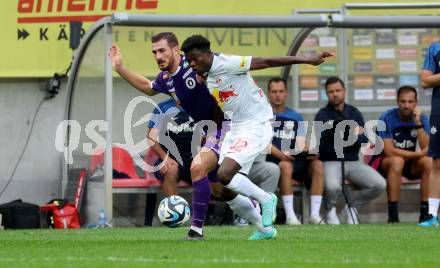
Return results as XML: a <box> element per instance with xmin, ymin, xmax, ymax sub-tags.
<box><xmin>250</xmin><ymin>52</ymin><xmax>333</xmax><ymax>71</ymax></box>
<box><xmin>420</xmin><ymin>44</ymin><xmax>440</xmax><ymax>88</ymax></box>
<box><xmin>414</xmin><ymin>107</ymin><xmax>430</xmax><ymax>150</ymax></box>
<box><xmin>295</xmin><ymin>136</ymin><xmax>307</xmax><ymax>152</ymax></box>
<box><xmin>147</xmin><ymin>128</ymin><xmax>167</xmax><ymax>160</ymax></box>
<box><xmin>211</xmin><ymin>101</ymin><xmax>225</xmax><ymax>128</ymax></box>
<box><xmin>383</xmin><ymin>139</ymin><xmax>425</xmax><ymax>160</ymax></box>
<box><xmin>420</xmin><ymin>70</ymin><xmax>440</xmax><ymax>89</ymax></box>
<box><xmin>417</xmin><ymin>128</ymin><xmax>430</xmax><ymax>150</ymax></box>
<box><xmin>109</xmin><ymin>44</ymin><xmax>158</xmax><ymax>96</ymax></box>
<box><xmin>270</xmin><ymin>144</ymin><xmax>294</xmax><ymax>161</ymax></box>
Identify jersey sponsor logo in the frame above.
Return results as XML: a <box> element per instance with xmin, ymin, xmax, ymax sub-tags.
<box><xmin>394</xmin><ymin>139</ymin><xmax>415</xmax><ymax>149</ymax></box>
<box><xmin>166</xmin><ymin>121</ymin><xmax>195</xmax><ymax>133</ymax></box>
<box><xmin>185</xmin><ymin>77</ymin><xmax>196</xmax><ymax>89</ymax></box>
<box><xmin>219</xmin><ymin>88</ymin><xmax>238</xmax><ymax>102</ymax></box>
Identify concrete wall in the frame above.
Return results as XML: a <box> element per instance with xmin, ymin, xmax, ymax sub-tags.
<box><xmin>0</xmin><ymin>78</ymin><xmax>67</xmax><ymax>204</ymax></box>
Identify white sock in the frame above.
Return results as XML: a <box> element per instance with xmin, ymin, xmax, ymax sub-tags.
<box><xmin>190</xmin><ymin>226</ymin><xmax>203</xmax><ymax>235</ymax></box>
<box><xmin>429</xmin><ymin>198</ymin><xmax>440</xmax><ymax>217</ymax></box>
<box><xmin>282</xmin><ymin>195</ymin><xmax>296</xmax><ymax>219</ymax></box>
<box><xmin>310</xmin><ymin>195</ymin><xmax>323</xmax><ymax>218</ymax></box>
<box><xmin>226</xmin><ymin>195</ymin><xmax>272</xmax><ymax>233</ymax></box>
<box><xmin>225</xmin><ymin>173</ymin><xmax>271</xmax><ymax>204</ymax></box>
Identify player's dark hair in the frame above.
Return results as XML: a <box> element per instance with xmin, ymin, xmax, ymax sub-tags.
<box><xmin>324</xmin><ymin>76</ymin><xmax>345</xmax><ymax>91</ymax></box>
<box><xmin>267</xmin><ymin>77</ymin><xmax>287</xmax><ymax>91</ymax></box>
<box><xmin>397</xmin><ymin>85</ymin><xmax>418</xmax><ymax>100</ymax></box>
<box><xmin>181</xmin><ymin>35</ymin><xmax>211</xmax><ymax>54</ymax></box>
<box><xmin>151</xmin><ymin>32</ymin><xmax>179</xmax><ymax>48</ymax></box>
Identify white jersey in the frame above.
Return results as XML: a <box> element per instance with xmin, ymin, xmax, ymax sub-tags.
<box><xmin>207</xmin><ymin>54</ymin><xmax>273</xmax><ymax>124</ymax></box>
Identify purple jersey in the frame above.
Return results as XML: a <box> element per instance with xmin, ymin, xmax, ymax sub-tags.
<box><xmin>151</xmin><ymin>56</ymin><xmax>218</xmax><ymax>123</ymax></box>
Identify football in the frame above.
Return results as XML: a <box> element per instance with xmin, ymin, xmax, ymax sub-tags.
<box><xmin>157</xmin><ymin>195</ymin><xmax>191</xmax><ymax>227</ymax></box>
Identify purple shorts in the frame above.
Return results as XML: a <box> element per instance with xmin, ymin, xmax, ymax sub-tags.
<box><xmin>202</xmin><ymin>128</ymin><xmax>224</xmax><ymax>157</ymax></box>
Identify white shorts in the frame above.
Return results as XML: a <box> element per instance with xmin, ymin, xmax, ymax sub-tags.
<box><xmin>219</xmin><ymin>121</ymin><xmax>272</xmax><ymax>174</ymax></box>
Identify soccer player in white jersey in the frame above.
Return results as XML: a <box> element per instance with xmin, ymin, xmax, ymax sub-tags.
<box><xmin>181</xmin><ymin>35</ymin><xmax>332</xmax><ymax>239</ymax></box>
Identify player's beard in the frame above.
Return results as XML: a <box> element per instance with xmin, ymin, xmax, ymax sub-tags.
<box><xmin>157</xmin><ymin>58</ymin><xmax>172</xmax><ymax>72</ymax></box>
<box><xmin>330</xmin><ymin>97</ymin><xmax>342</xmax><ymax>107</ymax></box>
<box><xmin>158</xmin><ymin>62</ymin><xmax>169</xmax><ymax>71</ymax></box>
<box><xmin>399</xmin><ymin>108</ymin><xmax>413</xmax><ymax>121</ymax></box>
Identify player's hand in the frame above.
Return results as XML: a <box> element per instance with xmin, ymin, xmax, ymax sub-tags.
<box><xmin>307</xmin><ymin>52</ymin><xmax>334</xmax><ymax>66</ymax></box>
<box><xmin>281</xmin><ymin>152</ymin><xmax>294</xmax><ymax>161</ymax></box>
<box><xmin>307</xmin><ymin>154</ymin><xmax>319</xmax><ymax>161</ymax></box>
<box><xmin>413</xmin><ymin>106</ymin><xmax>422</xmax><ymax>125</ymax></box>
<box><xmin>108</xmin><ymin>44</ymin><xmax>123</xmax><ymax>71</ymax></box>
<box><xmin>418</xmin><ymin>147</ymin><xmax>429</xmax><ymax>157</ymax></box>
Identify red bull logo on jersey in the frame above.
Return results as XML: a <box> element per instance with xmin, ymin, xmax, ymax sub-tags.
<box><xmin>219</xmin><ymin>86</ymin><xmax>238</xmax><ymax>102</ymax></box>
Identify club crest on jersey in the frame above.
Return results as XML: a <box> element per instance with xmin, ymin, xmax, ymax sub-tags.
<box><xmin>410</xmin><ymin>129</ymin><xmax>418</xmax><ymax>138</ymax></box>
<box><xmin>162</xmin><ymin>73</ymin><xmax>170</xmax><ymax>80</ymax></box>
<box><xmin>185</xmin><ymin>77</ymin><xmax>196</xmax><ymax>89</ymax></box>
<box><xmin>432</xmin><ymin>126</ymin><xmax>438</xmax><ymax>135</ymax></box>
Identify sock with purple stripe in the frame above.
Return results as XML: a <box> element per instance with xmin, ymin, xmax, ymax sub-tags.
<box><xmin>190</xmin><ymin>177</ymin><xmax>211</xmax><ymax>234</ymax></box>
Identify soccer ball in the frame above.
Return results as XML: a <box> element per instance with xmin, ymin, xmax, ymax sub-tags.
<box><xmin>157</xmin><ymin>195</ymin><xmax>190</xmax><ymax>227</ymax></box>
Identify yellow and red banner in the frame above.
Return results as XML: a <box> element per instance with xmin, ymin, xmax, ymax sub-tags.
<box><xmin>1</xmin><ymin>0</ymin><xmax>440</xmax><ymax>77</ymax></box>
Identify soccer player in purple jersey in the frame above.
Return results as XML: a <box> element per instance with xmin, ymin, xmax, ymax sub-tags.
<box><xmin>109</xmin><ymin>32</ymin><xmax>265</xmax><ymax>240</ymax></box>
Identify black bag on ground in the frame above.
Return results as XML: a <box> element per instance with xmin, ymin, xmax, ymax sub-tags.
<box><xmin>0</xmin><ymin>199</ymin><xmax>40</xmax><ymax>229</ymax></box>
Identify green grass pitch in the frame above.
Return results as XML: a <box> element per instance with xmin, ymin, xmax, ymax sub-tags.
<box><xmin>0</xmin><ymin>224</ymin><xmax>439</xmax><ymax>268</ymax></box>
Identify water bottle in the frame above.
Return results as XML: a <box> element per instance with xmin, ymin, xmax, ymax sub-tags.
<box><xmin>98</xmin><ymin>209</ymin><xmax>106</xmax><ymax>228</ymax></box>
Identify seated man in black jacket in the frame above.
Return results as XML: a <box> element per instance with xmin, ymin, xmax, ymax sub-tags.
<box><xmin>315</xmin><ymin>77</ymin><xmax>386</xmax><ymax>224</ymax></box>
